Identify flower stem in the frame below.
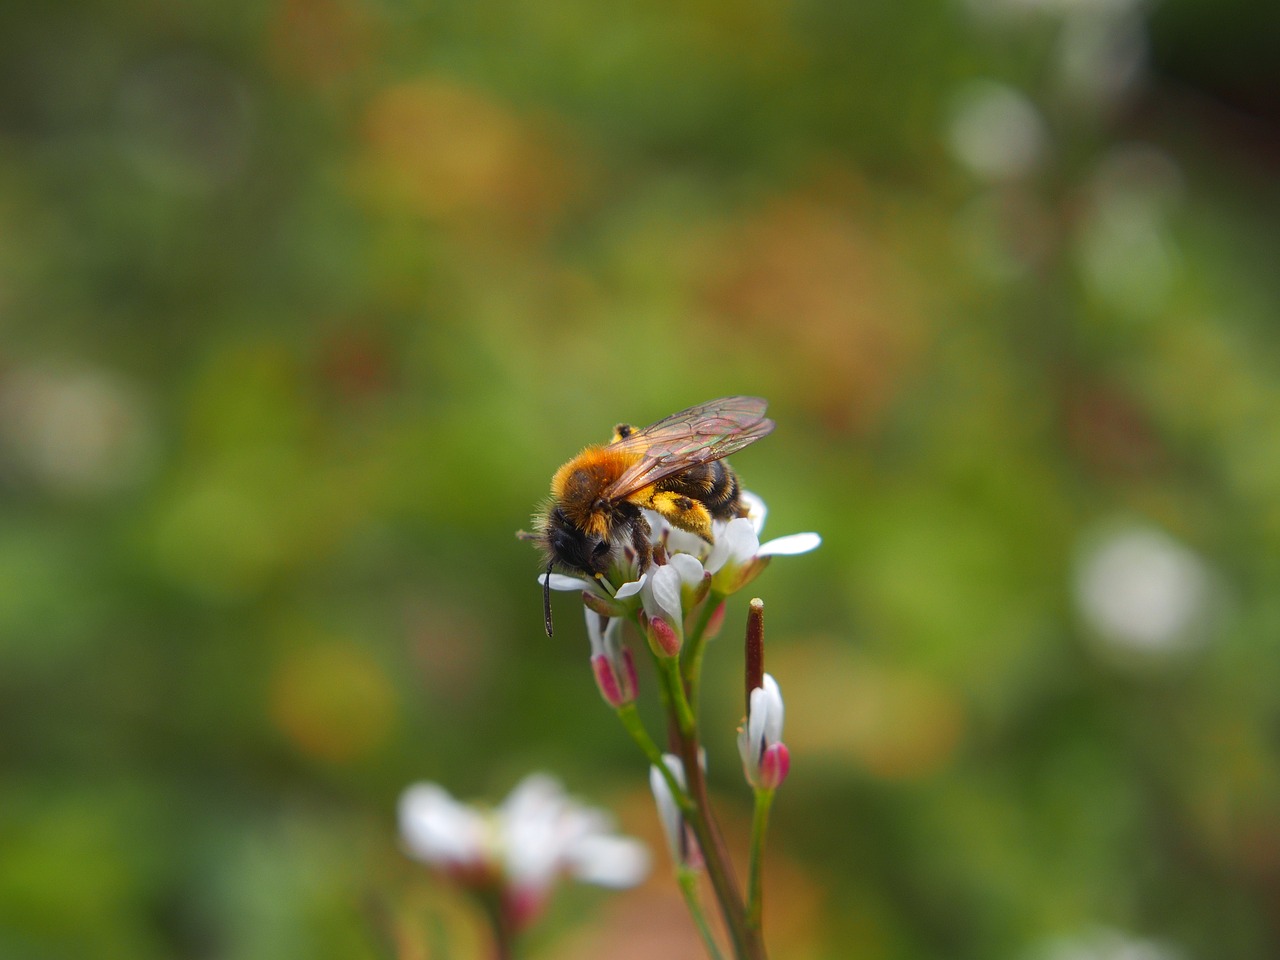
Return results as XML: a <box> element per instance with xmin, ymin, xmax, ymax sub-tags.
<box><xmin>746</xmin><ymin>787</ymin><xmax>775</xmax><ymax>933</ymax></box>
<box><xmin>615</xmin><ymin>703</ymin><xmax>693</xmax><ymax>816</ymax></box>
<box><xmin>658</xmin><ymin>657</ymin><xmax>767</xmax><ymax>960</ymax></box>
<box><xmin>677</xmin><ymin>865</ymin><xmax>726</xmax><ymax>960</ymax></box>
<box><xmin>479</xmin><ymin>892</ymin><xmax>517</xmax><ymax>960</ymax></box>
<box><xmin>680</xmin><ymin>591</ymin><xmax>725</xmax><ymax>716</ymax></box>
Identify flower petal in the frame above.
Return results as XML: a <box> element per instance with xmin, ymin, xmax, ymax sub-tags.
<box><xmin>614</xmin><ymin>574</ymin><xmax>647</xmax><ymax>600</ymax></box>
<box><xmin>584</xmin><ymin>609</ymin><xmax>621</xmax><ymax>656</ymax></box>
<box><xmin>758</xmin><ymin>673</ymin><xmax>785</xmax><ymax>742</ymax></box>
<box><xmin>665</xmin><ymin>525</ymin><xmax>710</xmax><ymax>559</ymax></box>
<box><xmin>399</xmin><ymin>782</ymin><xmax>489</xmax><ymax>867</ymax></box>
<box><xmin>643</xmin><ymin>564</ymin><xmax>684</xmax><ymax>625</ymax></box>
<box><xmin>667</xmin><ymin>552</ymin><xmax>705</xmax><ymax>586</ymax></box>
<box><xmin>739</xmin><ymin>490</ymin><xmax>768</xmax><ymax>534</ymax></box>
<box><xmin>566</xmin><ymin>834</ymin><xmax>651</xmax><ymax>888</ymax></box>
<box><xmin>541</xmin><ymin>573</ymin><xmax>594</xmax><ymax>591</ymax></box>
<box><xmin>757</xmin><ymin>532</ymin><xmax>822</xmax><ymax>557</ymax></box>
<box><xmin>705</xmin><ymin>518</ymin><xmax>760</xmax><ymax>574</ymax></box>
<box><xmin>648</xmin><ymin>754</ymin><xmax>687</xmax><ymax>862</ymax></box>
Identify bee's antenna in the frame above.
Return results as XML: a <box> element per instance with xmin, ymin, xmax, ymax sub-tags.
<box><xmin>543</xmin><ymin>560</ymin><xmax>555</xmax><ymax>636</ymax></box>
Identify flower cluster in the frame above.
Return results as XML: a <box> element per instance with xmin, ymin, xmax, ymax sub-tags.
<box><xmin>542</xmin><ymin>491</ymin><xmax>819</xmax><ymax>688</ymax></box>
<box><xmin>524</xmin><ymin>479</ymin><xmax>818</xmax><ymax>958</ymax></box>
<box><xmin>398</xmin><ymin>773</ymin><xmax>649</xmax><ymax>933</ymax></box>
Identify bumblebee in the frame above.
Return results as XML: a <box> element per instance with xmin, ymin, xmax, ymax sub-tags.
<box><xmin>525</xmin><ymin>396</ymin><xmax>775</xmax><ymax>635</ymax></box>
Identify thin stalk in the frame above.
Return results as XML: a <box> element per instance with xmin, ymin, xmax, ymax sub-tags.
<box><xmin>616</xmin><ymin>703</ymin><xmax>693</xmax><ymax>816</ymax></box>
<box><xmin>746</xmin><ymin>787</ymin><xmax>775</xmax><ymax>933</ymax></box>
<box><xmin>478</xmin><ymin>892</ymin><xmax>516</xmax><ymax>960</ymax></box>
<box><xmin>658</xmin><ymin>658</ymin><xmax>768</xmax><ymax>960</ymax></box>
<box><xmin>680</xmin><ymin>592</ymin><xmax>725</xmax><ymax>715</ymax></box>
<box><xmin>677</xmin><ymin>866</ymin><xmax>726</xmax><ymax>960</ymax></box>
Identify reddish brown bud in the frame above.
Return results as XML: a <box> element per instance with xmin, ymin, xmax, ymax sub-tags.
<box><xmin>745</xmin><ymin>597</ymin><xmax>765</xmax><ymax>713</ymax></box>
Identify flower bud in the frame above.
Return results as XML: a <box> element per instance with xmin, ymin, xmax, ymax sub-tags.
<box><xmin>647</xmin><ymin>615</ymin><xmax>681</xmax><ymax>658</ymax></box>
<box><xmin>591</xmin><ymin>649</ymin><xmax>638</xmax><ymax>708</ymax></box>
<box><xmin>738</xmin><ymin>673</ymin><xmax>790</xmax><ymax>791</ymax></box>
<box><xmin>585</xmin><ymin>611</ymin><xmax>638</xmax><ymax>707</ymax></box>
<box><xmin>582</xmin><ymin>589</ymin><xmax>624</xmax><ymax>619</ymax></box>
<box><xmin>758</xmin><ymin>742</ymin><xmax>790</xmax><ymax>790</ymax></box>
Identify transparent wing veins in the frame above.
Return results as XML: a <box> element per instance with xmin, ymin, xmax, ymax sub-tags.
<box><xmin>601</xmin><ymin>396</ymin><xmax>774</xmax><ymax>499</ymax></box>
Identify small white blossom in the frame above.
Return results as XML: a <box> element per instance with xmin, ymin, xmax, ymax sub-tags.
<box><xmin>738</xmin><ymin>673</ymin><xmax>791</xmax><ymax>790</ymax></box>
<box><xmin>648</xmin><ymin>754</ymin><xmax>696</xmax><ymax>867</ymax></box>
<box><xmin>647</xmin><ymin>490</ymin><xmax>821</xmax><ymax>597</ymax></box>
<box><xmin>399</xmin><ymin>773</ymin><xmax>649</xmax><ymax>930</ymax></box>
<box><xmin>586</xmin><ymin>609</ymin><xmax>638</xmax><ymax>707</ymax></box>
<box><xmin>705</xmin><ymin>518</ymin><xmax>821</xmax><ymax>595</ymax></box>
<box><xmin>636</xmin><ymin>554</ymin><xmax>708</xmax><ymax>656</ymax></box>
<box><xmin>538</xmin><ymin>491</ymin><xmax>819</xmax><ymax>640</ymax></box>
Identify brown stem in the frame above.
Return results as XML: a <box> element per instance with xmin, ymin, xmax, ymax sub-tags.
<box><xmin>664</xmin><ymin>677</ymin><xmax>768</xmax><ymax>960</ymax></box>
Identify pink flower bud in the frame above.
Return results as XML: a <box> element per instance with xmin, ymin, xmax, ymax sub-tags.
<box><xmin>591</xmin><ymin>650</ymin><xmax>638</xmax><ymax>708</ymax></box>
<box><xmin>758</xmin><ymin>742</ymin><xmax>790</xmax><ymax>790</ymax></box>
<box><xmin>647</xmin><ymin>615</ymin><xmax>681</xmax><ymax>658</ymax></box>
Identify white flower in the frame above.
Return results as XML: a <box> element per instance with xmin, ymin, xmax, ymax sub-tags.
<box><xmin>635</xmin><ymin>554</ymin><xmax>708</xmax><ymax>656</ymax></box>
<box><xmin>585</xmin><ymin>609</ymin><xmax>638</xmax><ymax>707</ymax></box>
<box><xmin>737</xmin><ymin>673</ymin><xmax>791</xmax><ymax>790</ymax></box>
<box><xmin>538</xmin><ymin>490</ymin><xmax>819</xmax><ymax>637</ymax></box>
<box><xmin>705</xmin><ymin>519</ymin><xmax>821</xmax><ymax>596</ymax></box>
<box><xmin>647</xmin><ymin>490</ymin><xmax>821</xmax><ymax>597</ymax></box>
<box><xmin>648</xmin><ymin>754</ymin><xmax>696</xmax><ymax>867</ymax></box>
<box><xmin>399</xmin><ymin>773</ymin><xmax>649</xmax><ymax>930</ymax></box>
<box><xmin>398</xmin><ymin>782</ymin><xmax>492</xmax><ymax>877</ymax></box>
<box><xmin>540</xmin><ymin>568</ymin><xmax>646</xmax><ymax>621</ymax></box>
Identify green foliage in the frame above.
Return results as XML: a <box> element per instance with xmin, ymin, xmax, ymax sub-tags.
<box><xmin>2</xmin><ymin>0</ymin><xmax>1278</xmax><ymax>957</ymax></box>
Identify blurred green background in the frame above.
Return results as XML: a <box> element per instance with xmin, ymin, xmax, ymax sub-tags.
<box><xmin>3</xmin><ymin>0</ymin><xmax>1279</xmax><ymax>957</ymax></box>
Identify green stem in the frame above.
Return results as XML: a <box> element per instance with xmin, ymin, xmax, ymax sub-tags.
<box><xmin>746</xmin><ymin>787</ymin><xmax>775</xmax><ymax>933</ymax></box>
<box><xmin>615</xmin><ymin>703</ymin><xmax>693</xmax><ymax>816</ymax></box>
<box><xmin>663</xmin><ymin>655</ymin><xmax>699</xmax><ymax>738</ymax></box>
<box><xmin>680</xmin><ymin>592</ymin><xmax>724</xmax><ymax>715</ymax></box>
<box><xmin>678</xmin><ymin>866</ymin><xmax>726</xmax><ymax>960</ymax></box>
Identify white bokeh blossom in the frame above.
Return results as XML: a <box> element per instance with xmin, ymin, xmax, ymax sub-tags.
<box><xmin>1031</xmin><ymin>925</ymin><xmax>1185</xmax><ymax>960</ymax></box>
<box><xmin>399</xmin><ymin>773</ymin><xmax>649</xmax><ymax>930</ymax></box>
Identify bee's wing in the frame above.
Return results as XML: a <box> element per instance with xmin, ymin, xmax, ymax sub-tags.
<box><xmin>601</xmin><ymin>396</ymin><xmax>774</xmax><ymax>500</ymax></box>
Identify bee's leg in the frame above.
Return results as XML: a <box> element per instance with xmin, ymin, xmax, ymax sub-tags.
<box><xmin>630</xmin><ymin>514</ymin><xmax>653</xmax><ymax>571</ymax></box>
<box><xmin>646</xmin><ymin>491</ymin><xmax>713</xmax><ymax>541</ymax></box>
<box><xmin>610</xmin><ymin>422</ymin><xmax>637</xmax><ymax>444</ymax></box>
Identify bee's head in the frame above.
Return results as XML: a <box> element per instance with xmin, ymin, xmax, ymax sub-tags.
<box><xmin>528</xmin><ymin>504</ymin><xmax>613</xmax><ymax>638</ymax></box>
<box><xmin>544</xmin><ymin>504</ymin><xmax>612</xmax><ymax>578</ymax></box>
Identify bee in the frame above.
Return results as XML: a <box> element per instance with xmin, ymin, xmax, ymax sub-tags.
<box><xmin>524</xmin><ymin>396</ymin><xmax>775</xmax><ymax>635</ymax></box>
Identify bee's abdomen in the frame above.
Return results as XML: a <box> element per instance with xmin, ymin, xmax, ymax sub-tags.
<box><xmin>657</xmin><ymin>460</ymin><xmax>742</xmax><ymax>519</ymax></box>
